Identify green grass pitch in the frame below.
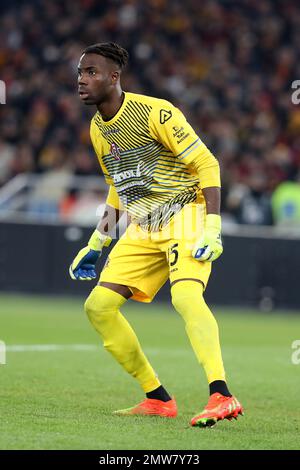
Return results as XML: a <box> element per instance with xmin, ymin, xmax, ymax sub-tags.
<box><xmin>0</xmin><ymin>293</ymin><xmax>299</xmax><ymax>450</ymax></box>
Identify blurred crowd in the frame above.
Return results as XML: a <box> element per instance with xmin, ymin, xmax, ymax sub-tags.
<box><xmin>1</xmin><ymin>0</ymin><xmax>300</xmax><ymax>225</ymax></box>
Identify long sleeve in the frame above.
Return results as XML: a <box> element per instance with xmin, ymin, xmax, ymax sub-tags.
<box><xmin>149</xmin><ymin>101</ymin><xmax>220</xmax><ymax>189</ymax></box>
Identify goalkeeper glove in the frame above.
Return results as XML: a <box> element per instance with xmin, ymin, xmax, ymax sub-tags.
<box><xmin>192</xmin><ymin>214</ymin><xmax>223</xmax><ymax>262</ymax></box>
<box><xmin>69</xmin><ymin>230</ymin><xmax>112</xmax><ymax>281</ymax></box>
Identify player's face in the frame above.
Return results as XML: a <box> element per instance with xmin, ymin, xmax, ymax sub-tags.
<box><xmin>77</xmin><ymin>53</ymin><xmax>119</xmax><ymax>105</ymax></box>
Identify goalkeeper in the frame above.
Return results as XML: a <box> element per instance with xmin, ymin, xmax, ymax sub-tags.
<box><xmin>70</xmin><ymin>42</ymin><xmax>243</xmax><ymax>428</ymax></box>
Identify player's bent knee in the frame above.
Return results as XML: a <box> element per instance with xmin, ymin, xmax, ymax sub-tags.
<box><xmin>171</xmin><ymin>280</ymin><xmax>205</xmax><ymax>315</ymax></box>
<box><xmin>84</xmin><ymin>286</ymin><xmax>119</xmax><ymax>323</ymax></box>
<box><xmin>171</xmin><ymin>292</ymin><xmax>197</xmax><ymax>315</ymax></box>
<box><xmin>84</xmin><ymin>292</ymin><xmax>97</xmax><ymax>321</ymax></box>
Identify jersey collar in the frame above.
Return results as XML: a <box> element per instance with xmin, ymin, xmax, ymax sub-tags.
<box><xmin>98</xmin><ymin>91</ymin><xmax>128</xmax><ymax>126</ymax></box>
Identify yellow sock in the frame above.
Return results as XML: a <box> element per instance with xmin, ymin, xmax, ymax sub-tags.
<box><xmin>171</xmin><ymin>280</ymin><xmax>226</xmax><ymax>383</ymax></box>
<box><xmin>85</xmin><ymin>286</ymin><xmax>161</xmax><ymax>393</ymax></box>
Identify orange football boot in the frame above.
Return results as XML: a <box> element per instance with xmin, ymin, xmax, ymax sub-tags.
<box><xmin>190</xmin><ymin>393</ymin><xmax>244</xmax><ymax>428</ymax></box>
<box><xmin>113</xmin><ymin>397</ymin><xmax>178</xmax><ymax>417</ymax></box>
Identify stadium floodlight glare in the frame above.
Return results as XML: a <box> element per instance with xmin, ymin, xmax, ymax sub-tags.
<box><xmin>0</xmin><ymin>80</ymin><xmax>6</xmax><ymax>104</ymax></box>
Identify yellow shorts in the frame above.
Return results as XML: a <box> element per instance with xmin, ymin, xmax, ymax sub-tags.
<box><xmin>99</xmin><ymin>203</ymin><xmax>212</xmax><ymax>303</ymax></box>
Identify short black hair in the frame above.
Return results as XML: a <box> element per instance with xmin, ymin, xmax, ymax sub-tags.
<box><xmin>83</xmin><ymin>42</ymin><xmax>129</xmax><ymax>70</ymax></box>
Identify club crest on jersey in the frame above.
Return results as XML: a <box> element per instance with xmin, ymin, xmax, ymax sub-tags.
<box><xmin>110</xmin><ymin>142</ymin><xmax>121</xmax><ymax>161</ymax></box>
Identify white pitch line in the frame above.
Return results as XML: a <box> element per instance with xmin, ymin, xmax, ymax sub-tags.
<box><xmin>4</xmin><ymin>344</ymin><xmax>190</xmax><ymax>356</ymax></box>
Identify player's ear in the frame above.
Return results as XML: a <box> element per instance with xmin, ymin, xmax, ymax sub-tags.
<box><xmin>111</xmin><ymin>70</ymin><xmax>120</xmax><ymax>84</ymax></box>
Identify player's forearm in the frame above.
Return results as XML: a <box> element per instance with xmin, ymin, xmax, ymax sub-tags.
<box><xmin>97</xmin><ymin>204</ymin><xmax>122</xmax><ymax>236</ymax></box>
<box><xmin>190</xmin><ymin>145</ymin><xmax>221</xmax><ymax>214</ymax></box>
<box><xmin>202</xmin><ymin>187</ymin><xmax>221</xmax><ymax>215</ymax></box>
<box><xmin>190</xmin><ymin>144</ymin><xmax>221</xmax><ymax>189</ymax></box>
<box><xmin>192</xmin><ymin>186</ymin><xmax>223</xmax><ymax>262</ymax></box>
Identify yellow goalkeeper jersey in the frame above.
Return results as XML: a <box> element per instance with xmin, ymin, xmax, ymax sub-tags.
<box><xmin>90</xmin><ymin>91</ymin><xmax>220</xmax><ymax>231</ymax></box>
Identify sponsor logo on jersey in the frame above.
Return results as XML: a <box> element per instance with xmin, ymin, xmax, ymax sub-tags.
<box><xmin>110</xmin><ymin>142</ymin><xmax>122</xmax><ymax>160</ymax></box>
<box><xmin>160</xmin><ymin>109</ymin><xmax>172</xmax><ymax>124</ymax></box>
<box><xmin>103</xmin><ymin>128</ymin><xmax>120</xmax><ymax>137</ymax></box>
<box><xmin>113</xmin><ymin>162</ymin><xmax>142</xmax><ymax>183</ymax></box>
<box><xmin>172</xmin><ymin>125</ymin><xmax>190</xmax><ymax>143</ymax></box>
